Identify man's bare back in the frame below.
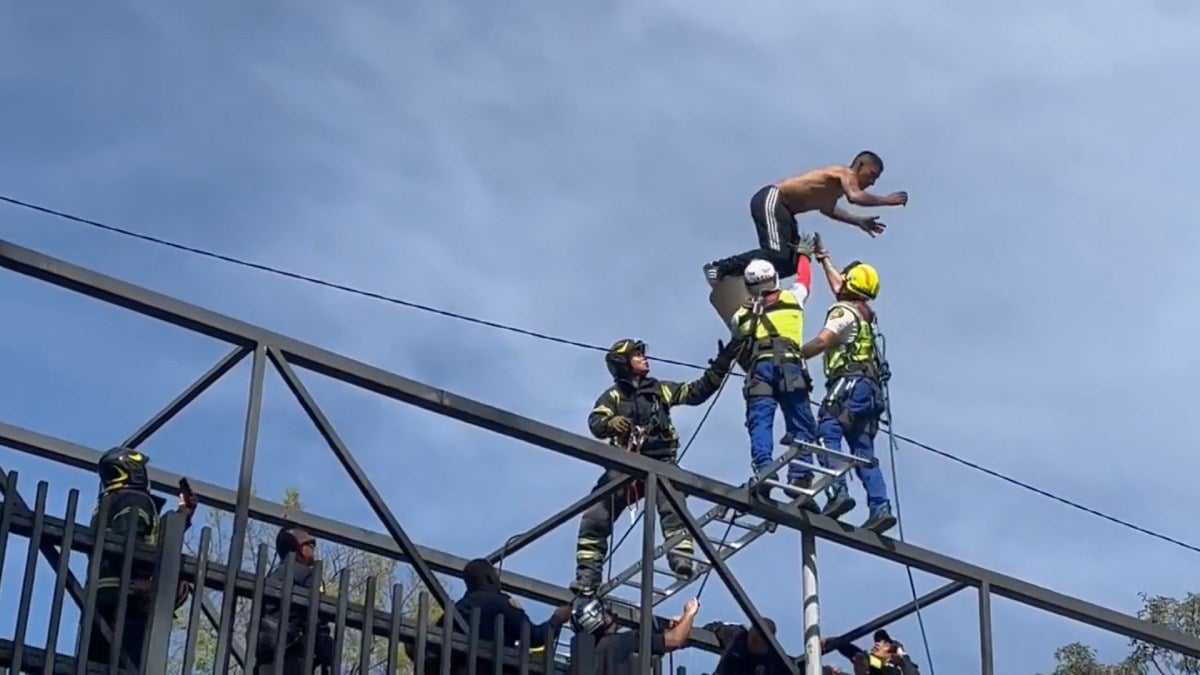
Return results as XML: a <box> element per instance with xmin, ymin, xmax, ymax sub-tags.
<box><xmin>773</xmin><ymin>156</ymin><xmax>907</xmax><ymax>238</ymax></box>
<box><xmin>774</xmin><ymin>166</ymin><xmax>853</xmax><ymax>214</ymax></box>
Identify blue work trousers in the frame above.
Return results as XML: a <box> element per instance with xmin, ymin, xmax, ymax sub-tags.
<box><xmin>818</xmin><ymin>376</ymin><xmax>889</xmax><ymax>507</ymax></box>
<box><xmin>745</xmin><ymin>360</ymin><xmax>818</xmax><ymax>482</ymax></box>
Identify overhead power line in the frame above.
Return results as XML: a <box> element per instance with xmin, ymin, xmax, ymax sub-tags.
<box><xmin>3</xmin><ymin>192</ymin><xmax>1198</xmax><ymax>556</ymax></box>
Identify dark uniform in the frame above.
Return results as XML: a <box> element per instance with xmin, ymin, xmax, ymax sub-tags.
<box><xmin>255</xmin><ymin>532</ymin><xmax>334</xmax><ymax>673</ymax></box>
<box><xmin>571</xmin><ymin>338</ymin><xmax>737</xmax><ymax>594</ymax></box>
<box><xmin>423</xmin><ymin>560</ymin><xmax>568</xmax><ymax>674</ymax></box>
<box><xmin>703</xmin><ymin>621</ymin><xmax>797</xmax><ymax>674</ymax></box>
<box><xmin>86</xmin><ymin>447</ymin><xmax>167</xmax><ymax>670</ymax></box>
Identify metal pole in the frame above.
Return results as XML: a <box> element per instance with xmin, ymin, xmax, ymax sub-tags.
<box><xmin>640</xmin><ymin>473</ymin><xmax>658</xmax><ymax>675</ymax></box>
<box><xmin>980</xmin><ymin>580</ymin><xmax>994</xmax><ymax>675</ymax></box>
<box><xmin>802</xmin><ymin>528</ymin><xmax>820</xmax><ymax>675</ymax></box>
<box><xmin>212</xmin><ymin>343</ymin><xmax>266</xmax><ymax>672</ymax></box>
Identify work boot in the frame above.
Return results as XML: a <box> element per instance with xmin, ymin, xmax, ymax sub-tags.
<box><xmin>570</xmin><ymin>567</ymin><xmax>601</xmax><ymax>595</ymax></box>
<box><xmin>863</xmin><ymin>503</ymin><xmax>897</xmax><ymax>535</ymax></box>
<box><xmin>668</xmin><ymin>553</ymin><xmax>695</xmax><ymax>581</ymax></box>
<box><xmin>750</xmin><ymin>466</ymin><xmax>777</xmax><ymax>500</ymax></box>
<box><xmin>821</xmin><ymin>483</ymin><xmax>856</xmax><ymax>520</ymax></box>
<box><xmin>787</xmin><ymin>475</ymin><xmax>821</xmax><ymax>513</ymax></box>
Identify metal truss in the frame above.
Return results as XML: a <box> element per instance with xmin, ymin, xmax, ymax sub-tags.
<box><xmin>3</xmin><ymin>237</ymin><xmax>1200</xmax><ymax>673</ymax></box>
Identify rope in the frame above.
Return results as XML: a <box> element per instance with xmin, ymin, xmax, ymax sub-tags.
<box><xmin>879</xmin><ymin>333</ymin><xmax>936</xmax><ymax>675</ymax></box>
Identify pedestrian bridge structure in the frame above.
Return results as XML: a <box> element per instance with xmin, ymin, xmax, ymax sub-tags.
<box><xmin>0</xmin><ymin>238</ymin><xmax>1196</xmax><ymax>674</ymax></box>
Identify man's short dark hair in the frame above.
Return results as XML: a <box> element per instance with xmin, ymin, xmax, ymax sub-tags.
<box><xmin>851</xmin><ymin>151</ymin><xmax>883</xmax><ymax>171</ymax></box>
<box><xmin>275</xmin><ymin>525</ymin><xmax>313</xmax><ymax>558</ymax></box>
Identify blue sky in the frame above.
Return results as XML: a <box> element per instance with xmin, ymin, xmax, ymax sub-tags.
<box><xmin>2</xmin><ymin>1</ymin><xmax>1200</xmax><ymax>672</ymax></box>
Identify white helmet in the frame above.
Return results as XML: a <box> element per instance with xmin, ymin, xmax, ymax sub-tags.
<box><xmin>743</xmin><ymin>259</ymin><xmax>779</xmax><ymax>295</ymax></box>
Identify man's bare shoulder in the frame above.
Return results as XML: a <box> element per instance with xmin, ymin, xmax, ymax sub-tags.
<box><xmin>777</xmin><ymin>165</ymin><xmax>849</xmax><ymax>190</ymax></box>
<box><xmin>783</xmin><ymin>165</ymin><xmax>848</xmax><ymax>182</ymax></box>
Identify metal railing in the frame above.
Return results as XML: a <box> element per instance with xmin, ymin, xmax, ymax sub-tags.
<box><xmin>0</xmin><ymin>469</ymin><xmax>576</xmax><ymax>674</ymax></box>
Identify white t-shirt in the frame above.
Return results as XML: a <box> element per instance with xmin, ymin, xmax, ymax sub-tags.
<box><xmin>822</xmin><ymin>303</ymin><xmax>861</xmax><ymax>346</ymax></box>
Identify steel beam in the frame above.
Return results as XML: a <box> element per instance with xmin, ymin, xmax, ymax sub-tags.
<box><xmin>657</xmin><ymin>477</ymin><xmax>798</xmax><ymax>675</ymax></box>
<box><xmin>639</xmin><ymin>474</ymin><xmax>658</xmax><ymax>675</ymax></box>
<box><xmin>980</xmin><ymin>581</ymin><xmax>994</xmax><ymax>675</ymax></box>
<box><xmin>268</xmin><ymin>347</ymin><xmax>465</xmax><ymax>632</ymax></box>
<box><xmin>0</xmin><ymin>420</ymin><xmax>724</xmax><ymax>653</ymax></box>
<box><xmin>827</xmin><ymin>582</ymin><xmax>966</xmax><ymax>647</ymax></box>
<box><xmin>3</xmin><ymin>239</ymin><xmax>1200</xmax><ymax>658</ymax></box>
<box><xmin>121</xmin><ymin>345</ymin><xmax>250</xmax><ymax>449</ymax></box>
<box><xmin>484</xmin><ymin>473</ymin><xmax>632</xmax><ymax>565</ymax></box>
<box><xmin>212</xmin><ymin>343</ymin><xmax>266</xmax><ymax>673</ymax></box>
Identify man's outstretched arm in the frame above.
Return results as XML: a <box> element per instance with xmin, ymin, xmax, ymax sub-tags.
<box><xmin>821</xmin><ymin>205</ymin><xmax>873</xmax><ymax>229</ymax></box>
<box><xmin>835</xmin><ymin>167</ymin><xmax>906</xmax><ymax>208</ymax></box>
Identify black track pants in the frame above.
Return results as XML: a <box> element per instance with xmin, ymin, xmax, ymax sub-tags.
<box><xmin>715</xmin><ymin>185</ymin><xmax>799</xmax><ymax>278</ymax></box>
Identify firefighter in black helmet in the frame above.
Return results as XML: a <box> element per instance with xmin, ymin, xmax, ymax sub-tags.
<box><xmin>87</xmin><ymin>446</ymin><xmax>194</xmax><ymax>669</ymax></box>
<box><xmin>570</xmin><ymin>338</ymin><xmax>741</xmax><ymax>594</ymax></box>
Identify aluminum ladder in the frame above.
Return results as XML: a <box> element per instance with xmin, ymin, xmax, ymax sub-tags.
<box><xmin>597</xmin><ymin>439</ymin><xmax>871</xmax><ymax>606</ymax></box>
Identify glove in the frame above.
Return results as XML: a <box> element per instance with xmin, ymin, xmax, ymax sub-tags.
<box><xmin>710</xmin><ymin>339</ymin><xmax>742</xmax><ymax>372</ymax></box>
<box><xmin>606</xmin><ymin>416</ymin><xmax>632</xmax><ymax>436</ymax></box>
<box><xmin>812</xmin><ymin>232</ymin><xmax>829</xmax><ymax>260</ymax></box>
<box><xmin>793</xmin><ymin>232</ymin><xmax>817</xmax><ymax>258</ymax></box>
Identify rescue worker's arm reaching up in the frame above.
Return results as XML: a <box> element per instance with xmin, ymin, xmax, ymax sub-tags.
<box><xmin>662</xmin><ymin>598</ymin><xmax>701</xmax><ymax>650</ymax></box>
<box><xmin>813</xmin><ymin>233</ymin><xmax>845</xmax><ymax>295</ymax></box>
<box><xmin>789</xmin><ymin>233</ymin><xmax>815</xmax><ymax>299</ymax></box>
<box><xmin>661</xmin><ymin>340</ymin><xmax>741</xmax><ymax>407</ymax></box>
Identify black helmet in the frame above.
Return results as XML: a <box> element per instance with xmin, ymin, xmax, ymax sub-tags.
<box><xmin>97</xmin><ymin>446</ymin><xmax>150</xmax><ymax>495</ymax></box>
<box><xmin>605</xmin><ymin>339</ymin><xmax>645</xmax><ymax>381</ymax></box>
<box><xmin>570</xmin><ymin>595</ymin><xmax>611</xmax><ymax>636</ymax></box>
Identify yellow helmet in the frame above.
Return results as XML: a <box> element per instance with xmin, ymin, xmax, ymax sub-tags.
<box><xmin>842</xmin><ymin>261</ymin><xmax>880</xmax><ymax>300</ymax></box>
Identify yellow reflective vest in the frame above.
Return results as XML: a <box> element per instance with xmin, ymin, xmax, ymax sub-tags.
<box><xmin>730</xmin><ymin>290</ymin><xmax>805</xmax><ymax>362</ymax></box>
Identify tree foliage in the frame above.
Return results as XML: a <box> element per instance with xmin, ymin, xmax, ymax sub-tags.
<box><xmin>1051</xmin><ymin>592</ymin><xmax>1200</xmax><ymax>675</ymax></box>
<box><xmin>168</xmin><ymin>487</ymin><xmax>456</xmax><ymax>674</ymax></box>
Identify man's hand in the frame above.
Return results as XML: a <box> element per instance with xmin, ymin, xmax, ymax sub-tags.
<box><xmin>553</xmin><ymin>604</ymin><xmax>573</xmax><ymax>624</ymax></box>
<box><xmin>606</xmin><ymin>416</ymin><xmax>632</xmax><ymax>436</ymax></box>
<box><xmin>886</xmin><ymin>191</ymin><xmax>908</xmax><ymax>206</ymax></box>
<box><xmin>682</xmin><ymin>598</ymin><xmax>700</xmax><ymax>617</ymax></box>
<box><xmin>857</xmin><ymin>216</ymin><xmax>886</xmax><ymax>237</ymax></box>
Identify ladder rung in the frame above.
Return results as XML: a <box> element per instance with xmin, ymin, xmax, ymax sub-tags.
<box><xmin>619</xmin><ymin>578</ymin><xmax>668</xmax><ymax>597</ymax></box>
<box><xmin>763</xmin><ymin>479</ymin><xmax>815</xmax><ymax>498</ymax></box>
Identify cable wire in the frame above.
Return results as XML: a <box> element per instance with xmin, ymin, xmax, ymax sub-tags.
<box><xmin>879</xmin><ymin>333</ymin><xmax>936</xmax><ymax>675</ymax></box>
<box><xmin>3</xmin><ymin>192</ymin><xmax>1198</xmax><ymax>557</ymax></box>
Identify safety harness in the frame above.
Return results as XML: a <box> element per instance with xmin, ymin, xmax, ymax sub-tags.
<box><xmin>819</xmin><ymin>301</ymin><xmax>891</xmax><ymax>437</ymax></box>
<box><xmin>735</xmin><ymin>291</ymin><xmax>811</xmax><ymax>397</ymax></box>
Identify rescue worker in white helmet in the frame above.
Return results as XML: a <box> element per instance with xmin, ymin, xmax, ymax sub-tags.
<box><xmin>728</xmin><ymin>235</ymin><xmax>822</xmax><ymax>503</ymax></box>
<box><xmin>799</xmin><ymin>234</ymin><xmax>896</xmax><ymax>533</ymax></box>
<box><xmin>570</xmin><ymin>338</ymin><xmax>741</xmax><ymax>595</ymax></box>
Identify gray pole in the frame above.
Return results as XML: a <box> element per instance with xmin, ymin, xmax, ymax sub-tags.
<box><xmin>803</xmin><ymin>528</ymin><xmax>821</xmax><ymax>675</ymax></box>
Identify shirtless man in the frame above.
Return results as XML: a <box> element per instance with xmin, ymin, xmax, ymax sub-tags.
<box><xmin>703</xmin><ymin>151</ymin><xmax>908</xmax><ymax>285</ymax></box>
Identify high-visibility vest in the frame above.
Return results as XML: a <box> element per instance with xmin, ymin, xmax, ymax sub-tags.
<box><xmin>731</xmin><ymin>290</ymin><xmax>804</xmax><ymax>362</ymax></box>
<box><xmin>822</xmin><ymin>301</ymin><xmax>883</xmax><ymax>380</ymax></box>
